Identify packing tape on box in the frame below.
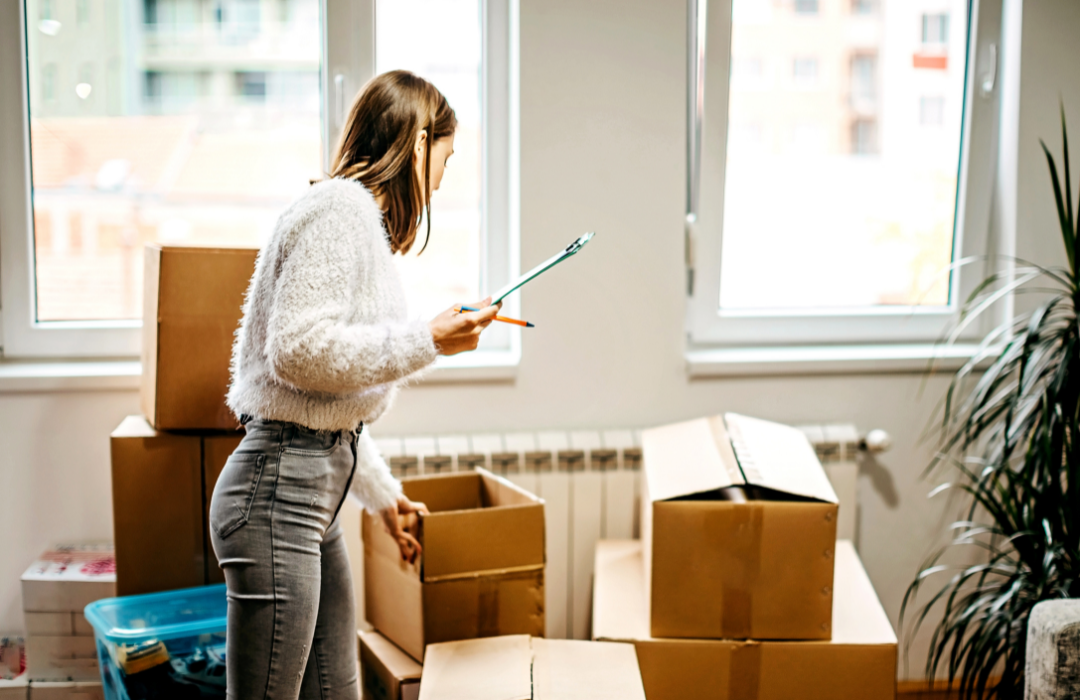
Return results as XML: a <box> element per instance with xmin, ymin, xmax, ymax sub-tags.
<box><xmin>477</xmin><ymin>576</ymin><xmax>501</xmax><ymax>638</ymax></box>
<box><xmin>718</xmin><ymin>503</ymin><xmax>764</xmax><ymax>639</ymax></box>
<box><xmin>728</xmin><ymin>642</ymin><xmax>762</xmax><ymax>699</ymax></box>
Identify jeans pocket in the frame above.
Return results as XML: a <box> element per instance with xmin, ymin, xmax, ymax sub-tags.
<box><xmin>275</xmin><ymin>450</ymin><xmax>338</xmax><ymax>510</ymax></box>
<box><xmin>210</xmin><ymin>453</ymin><xmax>266</xmax><ymax>540</ymax></box>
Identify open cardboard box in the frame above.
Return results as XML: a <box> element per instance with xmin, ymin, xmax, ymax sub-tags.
<box><xmin>594</xmin><ymin>539</ymin><xmax>897</xmax><ymax>700</ymax></box>
<box><xmin>419</xmin><ymin>635</ymin><xmax>646</xmax><ymax>700</ymax></box>
<box><xmin>359</xmin><ymin>630</ymin><xmax>422</xmax><ymax>700</ymax></box>
<box><xmin>363</xmin><ymin>468</ymin><xmax>546</xmax><ymax>662</ymax></box>
<box><xmin>642</xmin><ymin>413</ymin><xmax>839</xmax><ymax>640</ymax></box>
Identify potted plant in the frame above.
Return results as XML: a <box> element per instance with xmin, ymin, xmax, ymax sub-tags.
<box><xmin>902</xmin><ymin>109</ymin><xmax>1080</xmax><ymax>699</ymax></box>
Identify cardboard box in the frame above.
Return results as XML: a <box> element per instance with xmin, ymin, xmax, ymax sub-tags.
<box><xmin>28</xmin><ymin>682</ymin><xmax>103</xmax><ymax>700</ymax></box>
<box><xmin>24</xmin><ymin>638</ymin><xmax>97</xmax><ymax>683</ymax></box>
<box><xmin>110</xmin><ymin>417</ymin><xmax>243</xmax><ymax>596</ymax></box>
<box><xmin>593</xmin><ymin>540</ymin><xmax>897</xmax><ymax>700</ymax></box>
<box><xmin>0</xmin><ymin>675</ymin><xmax>27</xmax><ymax>700</ymax></box>
<box><xmin>419</xmin><ymin>635</ymin><xmax>646</xmax><ymax>700</ymax></box>
<box><xmin>363</xmin><ymin>469</ymin><xmax>546</xmax><ymax>661</ymax></box>
<box><xmin>359</xmin><ymin>630</ymin><xmax>421</xmax><ymax>700</ymax></box>
<box><xmin>141</xmin><ymin>243</ymin><xmax>257</xmax><ymax>430</ymax></box>
<box><xmin>641</xmin><ymin>413</ymin><xmax>839</xmax><ymax>640</ymax></box>
<box><xmin>21</xmin><ymin>546</ymin><xmax>115</xmax><ymax>614</ymax></box>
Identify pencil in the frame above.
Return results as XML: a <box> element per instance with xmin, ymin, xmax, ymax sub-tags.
<box><xmin>456</xmin><ymin>305</ymin><xmax>534</xmax><ymax>328</ymax></box>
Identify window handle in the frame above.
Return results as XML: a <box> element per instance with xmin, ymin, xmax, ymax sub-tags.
<box><xmin>980</xmin><ymin>43</ymin><xmax>997</xmax><ymax>98</ymax></box>
<box><xmin>334</xmin><ymin>73</ymin><xmax>346</xmax><ymax>128</ymax></box>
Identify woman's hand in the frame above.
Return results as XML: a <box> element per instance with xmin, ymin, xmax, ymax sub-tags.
<box><xmin>379</xmin><ymin>495</ymin><xmax>429</xmax><ymax>564</ymax></box>
<box><xmin>429</xmin><ymin>297</ymin><xmax>502</xmax><ymax>356</ymax></box>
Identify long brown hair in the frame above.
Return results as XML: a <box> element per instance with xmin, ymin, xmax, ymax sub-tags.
<box><xmin>329</xmin><ymin>70</ymin><xmax>456</xmax><ymax>255</ymax></box>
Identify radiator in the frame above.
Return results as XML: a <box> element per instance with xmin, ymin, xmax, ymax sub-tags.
<box><xmin>372</xmin><ymin>423</ymin><xmax>881</xmax><ymax>641</ymax></box>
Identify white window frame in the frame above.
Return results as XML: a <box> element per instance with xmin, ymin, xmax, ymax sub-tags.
<box><xmin>0</xmin><ymin>0</ymin><xmax>519</xmax><ymax>364</ymax></box>
<box><xmin>685</xmin><ymin>0</ymin><xmax>1005</xmax><ymax>349</ymax></box>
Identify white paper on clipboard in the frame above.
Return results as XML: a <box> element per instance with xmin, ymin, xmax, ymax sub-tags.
<box><xmin>490</xmin><ymin>232</ymin><xmax>594</xmax><ymax>305</ymax></box>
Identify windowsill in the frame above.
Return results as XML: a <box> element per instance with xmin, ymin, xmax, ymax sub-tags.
<box><xmin>0</xmin><ymin>350</ymin><xmax>520</xmax><ymax>393</ymax></box>
<box><xmin>686</xmin><ymin>343</ymin><xmax>991</xmax><ymax>377</ymax></box>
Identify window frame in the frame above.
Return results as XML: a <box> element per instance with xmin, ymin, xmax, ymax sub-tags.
<box><xmin>685</xmin><ymin>0</ymin><xmax>1005</xmax><ymax>349</ymax></box>
<box><xmin>0</xmin><ymin>0</ymin><xmax>519</xmax><ymax>361</ymax></box>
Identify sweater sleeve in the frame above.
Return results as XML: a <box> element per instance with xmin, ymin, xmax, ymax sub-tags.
<box><xmin>348</xmin><ymin>429</ymin><xmax>403</xmax><ymax>513</ymax></box>
<box><xmin>264</xmin><ymin>198</ymin><xmax>438</xmax><ymax>395</ymax></box>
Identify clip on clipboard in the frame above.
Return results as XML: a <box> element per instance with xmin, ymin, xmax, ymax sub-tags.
<box><xmin>490</xmin><ymin>232</ymin><xmax>595</xmax><ymax>305</ymax></box>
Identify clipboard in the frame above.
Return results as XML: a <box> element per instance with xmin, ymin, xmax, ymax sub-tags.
<box><xmin>490</xmin><ymin>232</ymin><xmax>594</xmax><ymax>305</ymax></box>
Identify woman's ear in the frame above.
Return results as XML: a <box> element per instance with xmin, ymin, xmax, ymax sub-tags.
<box><xmin>413</xmin><ymin>130</ymin><xmax>428</xmax><ymax>163</ymax></box>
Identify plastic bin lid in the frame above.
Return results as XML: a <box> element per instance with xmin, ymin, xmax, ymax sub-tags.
<box><xmin>83</xmin><ymin>584</ymin><xmax>227</xmax><ymax>645</ymax></box>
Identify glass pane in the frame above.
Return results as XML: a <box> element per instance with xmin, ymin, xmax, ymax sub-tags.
<box><xmin>719</xmin><ymin>0</ymin><xmax>968</xmax><ymax>312</ymax></box>
<box><xmin>376</xmin><ymin>0</ymin><xmax>482</xmax><ymax>318</ymax></box>
<box><xmin>25</xmin><ymin>0</ymin><xmax>322</xmax><ymax>322</ymax></box>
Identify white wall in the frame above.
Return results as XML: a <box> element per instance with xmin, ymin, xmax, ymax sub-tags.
<box><xmin>2</xmin><ymin>0</ymin><xmax>1080</xmax><ymax>683</ymax></box>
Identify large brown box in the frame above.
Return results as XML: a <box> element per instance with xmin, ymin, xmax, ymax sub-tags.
<box><xmin>641</xmin><ymin>412</ymin><xmax>839</xmax><ymax>640</ymax></box>
<box><xmin>359</xmin><ymin>630</ymin><xmax>422</xmax><ymax>700</ymax></box>
<box><xmin>593</xmin><ymin>540</ymin><xmax>897</xmax><ymax>700</ymax></box>
<box><xmin>110</xmin><ymin>416</ymin><xmax>242</xmax><ymax>596</ymax></box>
<box><xmin>363</xmin><ymin>469</ymin><xmax>546</xmax><ymax>662</ymax></box>
<box><xmin>141</xmin><ymin>244</ymin><xmax>257</xmax><ymax>430</ymax></box>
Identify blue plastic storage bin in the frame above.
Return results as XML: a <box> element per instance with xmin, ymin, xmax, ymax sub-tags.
<box><xmin>84</xmin><ymin>584</ymin><xmax>227</xmax><ymax>700</ymax></box>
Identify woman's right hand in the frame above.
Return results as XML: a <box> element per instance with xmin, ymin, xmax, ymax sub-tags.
<box><xmin>429</xmin><ymin>297</ymin><xmax>502</xmax><ymax>355</ymax></box>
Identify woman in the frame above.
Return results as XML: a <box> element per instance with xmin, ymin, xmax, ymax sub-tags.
<box><xmin>209</xmin><ymin>70</ymin><xmax>498</xmax><ymax>700</ymax></box>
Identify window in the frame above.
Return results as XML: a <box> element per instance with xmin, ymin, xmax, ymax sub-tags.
<box><xmin>850</xmin><ymin>118</ymin><xmax>877</xmax><ymax>154</ymax></box>
<box><xmin>77</xmin><ymin>0</ymin><xmax>90</xmax><ymax>27</ymax></box>
<box><xmin>792</xmin><ymin>57</ymin><xmax>818</xmax><ymax>87</ymax></box>
<box><xmin>922</xmin><ymin>13</ymin><xmax>949</xmax><ymax>45</ymax></box>
<box><xmin>852</xmin><ymin>0</ymin><xmax>878</xmax><ymax>14</ymax></box>
<box><xmin>794</xmin><ymin>0</ymin><xmax>819</xmax><ymax>15</ymax></box>
<box><xmin>0</xmin><ymin>0</ymin><xmax>516</xmax><ymax>358</ymax></box>
<box><xmin>850</xmin><ymin>54</ymin><xmax>876</xmax><ymax>101</ymax></box>
<box><xmin>920</xmin><ymin>95</ymin><xmax>945</xmax><ymax>126</ymax></box>
<box><xmin>687</xmin><ymin>0</ymin><xmax>1001</xmax><ymax>346</ymax></box>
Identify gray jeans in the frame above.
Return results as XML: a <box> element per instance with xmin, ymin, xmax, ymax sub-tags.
<box><xmin>209</xmin><ymin>417</ymin><xmax>360</xmax><ymax>700</ymax></box>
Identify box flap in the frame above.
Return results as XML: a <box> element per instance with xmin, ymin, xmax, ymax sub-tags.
<box><xmin>532</xmin><ymin>639</ymin><xmax>646</xmax><ymax>700</ymax></box>
<box><xmin>422</xmin><ymin>505</ymin><xmax>545</xmax><ymax>580</ymax></box>
<box><xmin>642</xmin><ymin>416</ymin><xmax>743</xmax><ymax>502</ymax></box>
<box><xmin>642</xmin><ymin>414</ymin><xmax>837</xmax><ymax>503</ymax></box>
<box><xmin>419</xmin><ymin>635</ymin><xmax>532</xmax><ymax>700</ymax></box>
<box><xmin>359</xmin><ymin>630</ymin><xmax>422</xmax><ymax>681</ymax></box>
<box><xmin>725</xmin><ymin>413</ymin><xmax>838</xmax><ymax>504</ymax></box>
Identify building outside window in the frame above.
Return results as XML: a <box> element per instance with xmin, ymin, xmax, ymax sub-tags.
<box><xmin>1</xmin><ymin>0</ymin><xmax>515</xmax><ymax>360</ymax></box>
<box><xmin>792</xmin><ymin>57</ymin><xmax>819</xmax><ymax>87</ymax></box>
<box><xmin>920</xmin><ymin>95</ymin><xmax>945</xmax><ymax>126</ymax></box>
<box><xmin>922</xmin><ymin>12</ymin><xmax>949</xmax><ymax>45</ymax></box>
<box><xmin>689</xmin><ymin>0</ymin><xmax>986</xmax><ymax>346</ymax></box>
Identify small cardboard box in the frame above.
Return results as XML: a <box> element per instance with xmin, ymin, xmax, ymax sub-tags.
<box><xmin>0</xmin><ymin>675</ymin><xmax>27</xmax><ymax>700</ymax></box>
<box><xmin>593</xmin><ymin>540</ymin><xmax>897</xmax><ymax>700</ymax></box>
<box><xmin>21</xmin><ymin>546</ymin><xmax>115</xmax><ymax>614</ymax></box>
<box><xmin>24</xmin><ymin>637</ymin><xmax>97</xmax><ymax>683</ymax></box>
<box><xmin>363</xmin><ymin>469</ymin><xmax>546</xmax><ymax>662</ymax></box>
<box><xmin>110</xmin><ymin>416</ymin><xmax>243</xmax><ymax>596</ymax></box>
<box><xmin>141</xmin><ymin>243</ymin><xmax>257</xmax><ymax>430</ymax></box>
<box><xmin>642</xmin><ymin>413</ymin><xmax>839</xmax><ymax>640</ymax></box>
<box><xmin>419</xmin><ymin>636</ymin><xmax>647</xmax><ymax>700</ymax></box>
<box><xmin>359</xmin><ymin>630</ymin><xmax>422</xmax><ymax>700</ymax></box>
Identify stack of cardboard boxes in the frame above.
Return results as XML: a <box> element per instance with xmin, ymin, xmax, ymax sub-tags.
<box><xmin>109</xmin><ymin>245</ymin><xmax>256</xmax><ymax>597</ymax></box>
<box><xmin>592</xmin><ymin>413</ymin><xmax>898</xmax><ymax>699</ymax></box>
<box><xmin>17</xmin><ymin>543</ymin><xmax>116</xmax><ymax>699</ymax></box>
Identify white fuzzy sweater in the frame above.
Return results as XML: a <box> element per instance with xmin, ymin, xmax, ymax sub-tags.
<box><xmin>227</xmin><ymin>178</ymin><xmax>438</xmax><ymax>513</ymax></box>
